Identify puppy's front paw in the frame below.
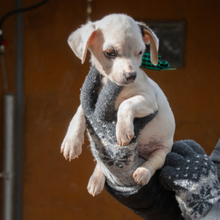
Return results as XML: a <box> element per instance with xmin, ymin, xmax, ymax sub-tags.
<box><xmin>133</xmin><ymin>167</ymin><xmax>152</xmax><ymax>185</ymax></box>
<box><xmin>87</xmin><ymin>173</ymin><xmax>105</xmax><ymax>197</ymax></box>
<box><xmin>116</xmin><ymin>120</ymin><xmax>134</xmax><ymax>146</ymax></box>
<box><xmin>60</xmin><ymin>134</ymin><xmax>83</xmax><ymax>161</ymax></box>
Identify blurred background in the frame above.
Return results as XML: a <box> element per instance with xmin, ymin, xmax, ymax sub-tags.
<box><xmin>0</xmin><ymin>0</ymin><xmax>220</xmax><ymax>219</ymax></box>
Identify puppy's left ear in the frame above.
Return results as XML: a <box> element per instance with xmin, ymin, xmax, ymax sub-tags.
<box><xmin>137</xmin><ymin>22</ymin><xmax>159</xmax><ymax>66</ymax></box>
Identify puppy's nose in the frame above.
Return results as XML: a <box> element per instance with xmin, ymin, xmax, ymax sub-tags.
<box><xmin>124</xmin><ymin>72</ymin><xmax>136</xmax><ymax>83</ymax></box>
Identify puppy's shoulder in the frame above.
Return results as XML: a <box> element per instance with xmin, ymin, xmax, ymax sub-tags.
<box><xmin>137</xmin><ymin>69</ymin><xmax>157</xmax><ymax>91</ymax></box>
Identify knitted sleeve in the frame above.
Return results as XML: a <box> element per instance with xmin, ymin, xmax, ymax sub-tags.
<box><xmin>80</xmin><ymin>66</ymin><xmax>157</xmax><ymax>191</ymax></box>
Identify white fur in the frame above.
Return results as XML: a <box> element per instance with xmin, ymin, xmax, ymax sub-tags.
<box><xmin>61</xmin><ymin>14</ymin><xmax>175</xmax><ymax>196</ymax></box>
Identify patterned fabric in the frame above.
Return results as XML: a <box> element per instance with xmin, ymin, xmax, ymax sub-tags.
<box><xmin>80</xmin><ymin>66</ymin><xmax>158</xmax><ymax>192</ymax></box>
<box><xmin>160</xmin><ymin>140</ymin><xmax>220</xmax><ymax>220</ymax></box>
<box><xmin>141</xmin><ymin>52</ymin><xmax>172</xmax><ymax>71</ymax></box>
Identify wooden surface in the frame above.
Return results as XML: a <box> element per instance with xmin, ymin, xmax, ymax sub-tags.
<box><xmin>0</xmin><ymin>0</ymin><xmax>220</xmax><ymax>219</ymax></box>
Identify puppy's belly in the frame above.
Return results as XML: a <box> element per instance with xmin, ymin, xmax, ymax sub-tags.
<box><xmin>137</xmin><ymin>125</ymin><xmax>173</xmax><ymax>159</ymax></box>
<box><xmin>138</xmin><ymin>141</ymin><xmax>164</xmax><ymax>159</ymax></box>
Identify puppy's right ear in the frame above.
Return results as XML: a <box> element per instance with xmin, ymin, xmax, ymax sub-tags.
<box><xmin>68</xmin><ymin>22</ymin><xmax>97</xmax><ymax>64</ymax></box>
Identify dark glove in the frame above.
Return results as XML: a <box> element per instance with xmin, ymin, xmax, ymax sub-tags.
<box><xmin>105</xmin><ymin>173</ymin><xmax>183</xmax><ymax>220</ymax></box>
<box><xmin>160</xmin><ymin>140</ymin><xmax>220</xmax><ymax>220</ymax></box>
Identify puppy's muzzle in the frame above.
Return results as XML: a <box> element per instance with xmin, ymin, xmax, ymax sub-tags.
<box><xmin>124</xmin><ymin>72</ymin><xmax>136</xmax><ymax>83</ymax></box>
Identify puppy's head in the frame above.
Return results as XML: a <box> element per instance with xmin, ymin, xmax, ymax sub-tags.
<box><xmin>68</xmin><ymin>14</ymin><xmax>159</xmax><ymax>85</ymax></box>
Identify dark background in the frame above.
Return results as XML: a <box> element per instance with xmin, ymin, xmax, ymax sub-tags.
<box><xmin>0</xmin><ymin>0</ymin><xmax>220</xmax><ymax>219</ymax></box>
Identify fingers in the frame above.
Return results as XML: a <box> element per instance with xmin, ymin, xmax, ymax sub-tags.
<box><xmin>164</xmin><ymin>152</ymin><xmax>186</xmax><ymax>167</ymax></box>
<box><xmin>172</xmin><ymin>140</ymin><xmax>206</xmax><ymax>159</ymax></box>
<box><xmin>172</xmin><ymin>141</ymin><xmax>198</xmax><ymax>157</ymax></box>
<box><xmin>183</xmin><ymin>140</ymin><xmax>205</xmax><ymax>155</ymax></box>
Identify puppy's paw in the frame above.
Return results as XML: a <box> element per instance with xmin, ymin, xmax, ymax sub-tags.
<box><xmin>60</xmin><ymin>134</ymin><xmax>83</xmax><ymax>161</ymax></box>
<box><xmin>133</xmin><ymin>167</ymin><xmax>152</xmax><ymax>185</ymax></box>
<box><xmin>87</xmin><ymin>173</ymin><xmax>105</xmax><ymax>197</ymax></box>
<box><xmin>116</xmin><ymin>120</ymin><xmax>134</xmax><ymax>146</ymax></box>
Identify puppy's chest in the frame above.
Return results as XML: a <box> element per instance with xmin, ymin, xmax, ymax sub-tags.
<box><xmin>99</xmin><ymin>77</ymin><xmax>139</xmax><ymax>110</ymax></box>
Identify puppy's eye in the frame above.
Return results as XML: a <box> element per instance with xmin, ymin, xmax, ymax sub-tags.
<box><xmin>104</xmin><ymin>49</ymin><xmax>117</xmax><ymax>59</ymax></box>
<box><xmin>138</xmin><ymin>50</ymin><xmax>144</xmax><ymax>57</ymax></box>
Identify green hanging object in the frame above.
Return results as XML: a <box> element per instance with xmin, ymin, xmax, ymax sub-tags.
<box><xmin>141</xmin><ymin>52</ymin><xmax>175</xmax><ymax>71</ymax></box>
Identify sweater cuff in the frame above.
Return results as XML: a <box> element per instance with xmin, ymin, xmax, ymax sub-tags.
<box><xmin>210</xmin><ymin>139</ymin><xmax>220</xmax><ymax>163</ymax></box>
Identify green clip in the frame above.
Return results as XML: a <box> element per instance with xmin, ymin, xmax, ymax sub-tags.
<box><xmin>141</xmin><ymin>52</ymin><xmax>175</xmax><ymax>71</ymax></box>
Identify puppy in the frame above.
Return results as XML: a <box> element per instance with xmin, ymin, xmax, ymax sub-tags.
<box><xmin>61</xmin><ymin>14</ymin><xmax>175</xmax><ymax>196</ymax></box>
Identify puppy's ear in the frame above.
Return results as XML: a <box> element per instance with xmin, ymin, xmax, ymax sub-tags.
<box><xmin>137</xmin><ymin>22</ymin><xmax>159</xmax><ymax>66</ymax></box>
<box><xmin>68</xmin><ymin>22</ymin><xmax>97</xmax><ymax>64</ymax></box>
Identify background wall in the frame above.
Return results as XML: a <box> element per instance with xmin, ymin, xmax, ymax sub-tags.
<box><xmin>0</xmin><ymin>0</ymin><xmax>220</xmax><ymax>219</ymax></box>
<box><xmin>0</xmin><ymin>0</ymin><xmax>16</xmax><ymax>219</ymax></box>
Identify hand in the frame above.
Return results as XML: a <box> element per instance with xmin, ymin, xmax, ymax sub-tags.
<box><xmin>79</xmin><ymin>66</ymin><xmax>184</xmax><ymax>219</ymax></box>
<box><xmin>105</xmin><ymin>169</ymin><xmax>184</xmax><ymax>220</ymax></box>
<box><xmin>160</xmin><ymin>140</ymin><xmax>220</xmax><ymax>220</ymax></box>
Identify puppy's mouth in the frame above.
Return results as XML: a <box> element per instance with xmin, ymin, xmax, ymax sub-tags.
<box><xmin>102</xmin><ymin>72</ymin><xmax>137</xmax><ymax>86</ymax></box>
<box><xmin>121</xmin><ymin>80</ymin><xmax>135</xmax><ymax>85</ymax></box>
<box><xmin>110</xmin><ymin>77</ymin><xmax>136</xmax><ymax>86</ymax></box>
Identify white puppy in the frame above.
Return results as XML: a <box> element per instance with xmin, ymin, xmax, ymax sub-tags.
<box><xmin>61</xmin><ymin>14</ymin><xmax>175</xmax><ymax>196</ymax></box>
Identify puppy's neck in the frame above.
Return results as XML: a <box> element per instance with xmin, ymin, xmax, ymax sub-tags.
<box><xmin>100</xmin><ymin>74</ymin><xmax>109</xmax><ymax>86</ymax></box>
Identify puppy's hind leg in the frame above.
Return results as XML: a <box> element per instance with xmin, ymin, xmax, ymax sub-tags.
<box><xmin>133</xmin><ymin>144</ymin><xmax>171</xmax><ymax>185</ymax></box>
<box><xmin>87</xmin><ymin>163</ymin><xmax>105</xmax><ymax>197</ymax></box>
